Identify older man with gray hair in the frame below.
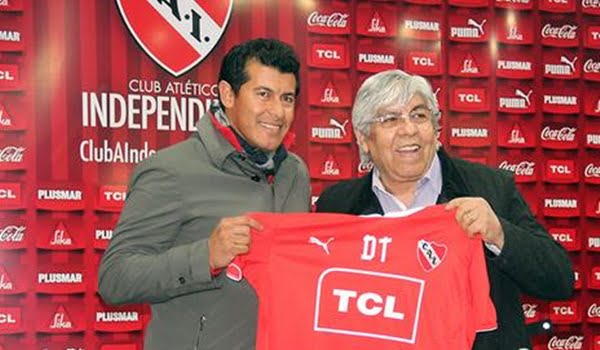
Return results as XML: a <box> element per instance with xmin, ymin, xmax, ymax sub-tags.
<box><xmin>316</xmin><ymin>69</ymin><xmax>573</xmax><ymax>350</ymax></box>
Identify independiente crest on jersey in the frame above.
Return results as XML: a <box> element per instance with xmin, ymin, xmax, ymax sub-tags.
<box><xmin>417</xmin><ymin>239</ymin><xmax>447</xmax><ymax>272</ymax></box>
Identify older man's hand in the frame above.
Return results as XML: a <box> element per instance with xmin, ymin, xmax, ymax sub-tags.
<box><xmin>445</xmin><ymin>197</ymin><xmax>504</xmax><ymax>250</ymax></box>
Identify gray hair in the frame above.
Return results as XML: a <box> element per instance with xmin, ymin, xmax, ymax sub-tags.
<box><xmin>352</xmin><ymin>69</ymin><xmax>441</xmax><ymax>163</ymax></box>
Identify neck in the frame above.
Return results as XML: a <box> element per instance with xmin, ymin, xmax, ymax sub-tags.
<box><xmin>379</xmin><ymin>174</ymin><xmax>420</xmax><ymax>207</ymax></box>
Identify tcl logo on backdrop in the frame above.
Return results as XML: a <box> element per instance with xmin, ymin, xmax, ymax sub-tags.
<box><xmin>314</xmin><ymin>268</ymin><xmax>424</xmax><ymax>344</ymax></box>
<box><xmin>405</xmin><ymin>51</ymin><xmax>441</xmax><ymax>76</ymax></box>
<box><xmin>585</xmin><ymin>25</ymin><xmax>600</xmax><ymax>48</ymax></box>
<box><xmin>0</xmin><ymin>182</ymin><xmax>22</xmax><ymax>210</ymax></box>
<box><xmin>0</xmin><ymin>64</ymin><xmax>19</xmax><ymax>91</ymax></box>
<box><xmin>96</xmin><ymin>185</ymin><xmax>127</xmax><ymax>212</ymax></box>
<box><xmin>545</xmin><ymin>159</ymin><xmax>578</xmax><ymax>183</ymax></box>
<box><xmin>450</xmin><ymin>88</ymin><xmax>488</xmax><ymax>112</ymax></box>
<box><xmin>549</xmin><ymin>300</ymin><xmax>581</xmax><ymax>324</ymax></box>
<box><xmin>310</xmin><ymin>43</ymin><xmax>350</xmax><ymax>69</ymax></box>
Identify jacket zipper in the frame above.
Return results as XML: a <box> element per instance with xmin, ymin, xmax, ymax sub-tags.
<box><xmin>194</xmin><ymin>315</ymin><xmax>207</xmax><ymax>350</ymax></box>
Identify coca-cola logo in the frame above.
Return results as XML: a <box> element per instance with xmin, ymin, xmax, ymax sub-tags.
<box><xmin>548</xmin><ymin>335</ymin><xmax>584</xmax><ymax>350</ymax></box>
<box><xmin>541</xmin><ymin>126</ymin><xmax>576</xmax><ymax>141</ymax></box>
<box><xmin>0</xmin><ymin>225</ymin><xmax>25</xmax><ymax>242</ymax></box>
<box><xmin>582</xmin><ymin>0</ymin><xmax>600</xmax><ymax>8</ymax></box>
<box><xmin>522</xmin><ymin>303</ymin><xmax>537</xmax><ymax>318</ymax></box>
<box><xmin>585</xmin><ymin>163</ymin><xmax>600</xmax><ymax>178</ymax></box>
<box><xmin>307</xmin><ymin>11</ymin><xmax>349</xmax><ymax>28</ymax></box>
<box><xmin>0</xmin><ymin>146</ymin><xmax>24</xmax><ymax>163</ymax></box>
<box><xmin>588</xmin><ymin>303</ymin><xmax>600</xmax><ymax>318</ymax></box>
<box><xmin>584</xmin><ymin>58</ymin><xmax>600</xmax><ymax>73</ymax></box>
<box><xmin>542</xmin><ymin>24</ymin><xmax>578</xmax><ymax>40</ymax></box>
<box><xmin>499</xmin><ymin>161</ymin><xmax>535</xmax><ymax>176</ymax></box>
<box><xmin>358</xmin><ymin>161</ymin><xmax>373</xmax><ymax>173</ymax></box>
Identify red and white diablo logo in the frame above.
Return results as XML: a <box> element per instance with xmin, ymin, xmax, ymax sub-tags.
<box><xmin>314</xmin><ymin>268</ymin><xmax>424</xmax><ymax>344</ymax></box>
<box><xmin>307</xmin><ymin>11</ymin><xmax>350</xmax><ymax>31</ymax></box>
<box><xmin>417</xmin><ymin>239</ymin><xmax>446</xmax><ymax>272</ymax></box>
<box><xmin>498</xmin><ymin>161</ymin><xmax>536</xmax><ymax>182</ymax></box>
<box><xmin>115</xmin><ymin>0</ymin><xmax>233</xmax><ymax>77</ymax></box>
<box><xmin>584</xmin><ymin>163</ymin><xmax>600</xmax><ymax>184</ymax></box>
<box><xmin>588</xmin><ymin>303</ymin><xmax>600</xmax><ymax>321</ymax></box>
<box><xmin>541</xmin><ymin>24</ymin><xmax>578</xmax><ymax>47</ymax></box>
<box><xmin>548</xmin><ymin>335</ymin><xmax>584</xmax><ymax>350</ymax></box>
<box><xmin>584</xmin><ymin>58</ymin><xmax>600</xmax><ymax>81</ymax></box>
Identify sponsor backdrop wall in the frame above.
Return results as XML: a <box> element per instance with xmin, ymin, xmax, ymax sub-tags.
<box><xmin>0</xmin><ymin>0</ymin><xmax>598</xmax><ymax>349</ymax></box>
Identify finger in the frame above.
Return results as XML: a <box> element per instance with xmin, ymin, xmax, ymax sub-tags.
<box><xmin>445</xmin><ymin>197</ymin><xmax>472</xmax><ymax>210</ymax></box>
<box><xmin>223</xmin><ymin>216</ymin><xmax>264</xmax><ymax>231</ymax></box>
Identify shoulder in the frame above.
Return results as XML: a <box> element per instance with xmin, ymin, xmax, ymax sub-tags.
<box><xmin>316</xmin><ymin>176</ymin><xmax>368</xmax><ymax>211</ymax></box>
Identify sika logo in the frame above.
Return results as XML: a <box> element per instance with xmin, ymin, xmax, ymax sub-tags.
<box><xmin>461</xmin><ymin>53</ymin><xmax>479</xmax><ymax>75</ymax></box>
<box><xmin>547</xmin><ymin>335</ymin><xmax>584</xmax><ymax>350</ymax></box>
<box><xmin>49</xmin><ymin>305</ymin><xmax>73</xmax><ymax>330</ymax></box>
<box><xmin>314</xmin><ymin>268</ymin><xmax>424</xmax><ymax>344</ymax></box>
<box><xmin>508</xmin><ymin>123</ymin><xmax>527</xmax><ymax>145</ymax></box>
<box><xmin>321</xmin><ymin>155</ymin><xmax>341</xmax><ymax>176</ymax></box>
<box><xmin>507</xmin><ymin>26</ymin><xmax>523</xmax><ymax>41</ymax></box>
<box><xmin>0</xmin><ymin>266</ymin><xmax>14</xmax><ymax>292</ymax></box>
<box><xmin>450</xmin><ymin>18</ymin><xmax>487</xmax><ymax>41</ymax></box>
<box><xmin>321</xmin><ymin>82</ymin><xmax>340</xmax><ymax>104</ymax></box>
<box><xmin>367</xmin><ymin>12</ymin><xmax>387</xmax><ymax>34</ymax></box>
<box><xmin>50</xmin><ymin>222</ymin><xmax>73</xmax><ymax>247</ymax></box>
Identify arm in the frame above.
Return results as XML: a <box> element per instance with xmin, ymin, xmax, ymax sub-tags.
<box><xmin>489</xmin><ymin>176</ymin><xmax>574</xmax><ymax>300</ymax></box>
<box><xmin>98</xmin><ymin>158</ymin><xmax>219</xmax><ymax>305</ymax></box>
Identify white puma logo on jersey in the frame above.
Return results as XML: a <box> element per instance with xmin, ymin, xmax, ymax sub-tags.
<box><xmin>309</xmin><ymin>236</ymin><xmax>334</xmax><ymax>255</ymax></box>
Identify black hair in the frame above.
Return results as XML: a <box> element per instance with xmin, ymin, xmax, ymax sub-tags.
<box><xmin>218</xmin><ymin>38</ymin><xmax>300</xmax><ymax>103</ymax></box>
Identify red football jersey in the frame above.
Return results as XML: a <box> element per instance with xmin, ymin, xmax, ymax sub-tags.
<box><xmin>229</xmin><ymin>205</ymin><xmax>497</xmax><ymax>349</ymax></box>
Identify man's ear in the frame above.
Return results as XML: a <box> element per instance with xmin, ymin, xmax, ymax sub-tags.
<box><xmin>218</xmin><ymin>81</ymin><xmax>235</xmax><ymax>109</ymax></box>
<box><xmin>355</xmin><ymin>131</ymin><xmax>370</xmax><ymax>156</ymax></box>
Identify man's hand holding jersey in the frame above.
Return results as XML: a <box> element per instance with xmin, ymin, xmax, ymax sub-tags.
<box><xmin>445</xmin><ymin>197</ymin><xmax>505</xmax><ymax>251</ymax></box>
<box><xmin>208</xmin><ymin>216</ymin><xmax>263</xmax><ymax>269</ymax></box>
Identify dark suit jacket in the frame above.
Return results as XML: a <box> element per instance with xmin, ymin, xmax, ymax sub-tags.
<box><xmin>316</xmin><ymin>148</ymin><xmax>573</xmax><ymax>350</ymax></box>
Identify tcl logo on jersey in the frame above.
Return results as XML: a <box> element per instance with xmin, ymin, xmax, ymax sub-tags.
<box><xmin>0</xmin><ymin>145</ymin><xmax>26</xmax><ymax>171</ymax></box>
<box><xmin>549</xmin><ymin>301</ymin><xmax>581</xmax><ymax>324</ymax></box>
<box><xmin>544</xmin><ymin>159</ymin><xmax>578</xmax><ymax>183</ymax></box>
<box><xmin>0</xmin><ymin>182</ymin><xmax>22</xmax><ymax>210</ymax></box>
<box><xmin>540</xmin><ymin>126</ymin><xmax>578</xmax><ymax>150</ymax></box>
<box><xmin>542</xmin><ymin>196</ymin><xmax>580</xmax><ymax>217</ymax></box>
<box><xmin>94</xmin><ymin>304</ymin><xmax>143</xmax><ymax>332</ymax></box>
<box><xmin>405</xmin><ymin>51</ymin><xmax>441</xmax><ymax>76</ymax></box>
<box><xmin>96</xmin><ymin>185</ymin><xmax>127</xmax><ymax>212</ymax></box>
<box><xmin>0</xmin><ymin>28</ymin><xmax>23</xmax><ymax>52</ymax></box>
<box><xmin>356</xmin><ymin>46</ymin><xmax>397</xmax><ymax>73</ymax></box>
<box><xmin>547</xmin><ymin>335</ymin><xmax>584</xmax><ymax>350</ymax></box>
<box><xmin>36</xmin><ymin>269</ymin><xmax>86</xmax><ymax>294</ymax></box>
<box><xmin>309</xmin><ymin>112</ymin><xmax>353</xmax><ymax>144</ymax></box>
<box><xmin>585</xmin><ymin>25</ymin><xmax>600</xmax><ymax>48</ymax></box>
<box><xmin>540</xmin><ymin>0</ymin><xmax>576</xmax><ymax>12</ymax></box>
<box><xmin>314</xmin><ymin>268</ymin><xmax>424</xmax><ymax>344</ymax></box>
<box><xmin>584</xmin><ymin>58</ymin><xmax>600</xmax><ymax>81</ymax></box>
<box><xmin>402</xmin><ymin>18</ymin><xmax>441</xmax><ymax>41</ymax></box>
<box><xmin>497</xmin><ymin>160</ymin><xmax>537</xmax><ymax>183</ymax></box>
<box><xmin>549</xmin><ymin>228</ymin><xmax>580</xmax><ymax>251</ymax></box>
<box><xmin>356</xmin><ymin>4</ymin><xmax>396</xmax><ymax>38</ymax></box>
<box><xmin>448</xmin><ymin>16</ymin><xmax>489</xmax><ymax>42</ymax></box>
<box><xmin>543</xmin><ymin>53</ymin><xmax>580</xmax><ymax>80</ymax></box>
<box><xmin>495</xmin><ymin>0</ymin><xmax>533</xmax><ymax>9</ymax></box>
<box><xmin>495</xmin><ymin>16</ymin><xmax>534</xmax><ymax>45</ymax></box>
<box><xmin>450</xmin><ymin>88</ymin><xmax>488</xmax><ymax>112</ymax></box>
<box><xmin>306</xmin><ymin>8</ymin><xmax>351</xmax><ymax>35</ymax></box>
<box><xmin>583</xmin><ymin>0</ymin><xmax>600</xmax><ymax>15</ymax></box>
<box><xmin>309</xmin><ymin>43</ymin><xmax>350</xmax><ymax>69</ymax></box>
<box><xmin>522</xmin><ymin>303</ymin><xmax>540</xmax><ymax>323</ymax></box>
<box><xmin>584</xmin><ymin>163</ymin><xmax>600</xmax><ymax>184</ymax></box>
<box><xmin>588</xmin><ymin>267</ymin><xmax>600</xmax><ymax>289</ymax></box>
<box><xmin>0</xmin><ymin>307</ymin><xmax>22</xmax><ymax>333</ymax></box>
<box><xmin>541</xmin><ymin>23</ymin><xmax>579</xmax><ymax>47</ymax></box>
<box><xmin>497</xmin><ymin>88</ymin><xmax>535</xmax><ymax>114</ymax></box>
<box><xmin>35</xmin><ymin>184</ymin><xmax>85</xmax><ymax>211</ymax></box>
<box><xmin>0</xmin><ymin>64</ymin><xmax>19</xmax><ymax>91</ymax></box>
<box><xmin>449</xmin><ymin>127</ymin><xmax>491</xmax><ymax>147</ymax></box>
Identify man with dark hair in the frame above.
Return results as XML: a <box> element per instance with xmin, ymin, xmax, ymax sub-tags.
<box><xmin>316</xmin><ymin>69</ymin><xmax>573</xmax><ymax>350</ymax></box>
<box><xmin>98</xmin><ymin>38</ymin><xmax>310</xmax><ymax>350</ymax></box>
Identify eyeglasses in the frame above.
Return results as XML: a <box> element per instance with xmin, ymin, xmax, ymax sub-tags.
<box><xmin>369</xmin><ymin>108</ymin><xmax>434</xmax><ymax>128</ymax></box>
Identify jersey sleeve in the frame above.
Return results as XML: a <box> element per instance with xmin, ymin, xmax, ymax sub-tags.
<box><xmin>469</xmin><ymin>238</ymin><xmax>498</xmax><ymax>334</ymax></box>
